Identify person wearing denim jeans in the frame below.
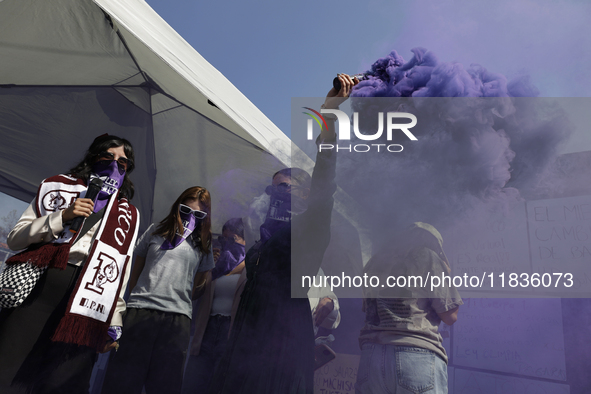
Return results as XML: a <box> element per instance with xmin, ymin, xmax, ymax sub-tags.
<box><xmin>355</xmin><ymin>223</ymin><xmax>462</xmax><ymax>394</ymax></box>
<box><xmin>356</xmin><ymin>344</ymin><xmax>448</xmax><ymax>393</ymax></box>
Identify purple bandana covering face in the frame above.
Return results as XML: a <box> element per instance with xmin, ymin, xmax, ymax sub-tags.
<box><xmin>259</xmin><ymin>188</ymin><xmax>306</xmax><ymax>243</ymax></box>
<box><xmin>160</xmin><ymin>209</ymin><xmax>197</xmax><ymax>250</ymax></box>
<box><xmin>90</xmin><ymin>160</ymin><xmax>126</xmax><ymax>212</ymax></box>
<box><xmin>211</xmin><ymin>242</ymin><xmax>246</xmax><ymax>280</ymax></box>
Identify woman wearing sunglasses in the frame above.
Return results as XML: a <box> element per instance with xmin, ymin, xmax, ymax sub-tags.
<box><xmin>101</xmin><ymin>186</ymin><xmax>214</xmax><ymax>394</ymax></box>
<box><xmin>0</xmin><ymin>134</ymin><xmax>139</xmax><ymax>393</ymax></box>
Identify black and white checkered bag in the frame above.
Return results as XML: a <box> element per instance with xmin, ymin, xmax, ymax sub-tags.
<box><xmin>0</xmin><ymin>263</ymin><xmax>47</xmax><ymax>308</ymax></box>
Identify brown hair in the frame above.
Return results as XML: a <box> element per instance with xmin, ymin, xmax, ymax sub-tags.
<box><xmin>153</xmin><ymin>186</ymin><xmax>212</xmax><ymax>253</ymax></box>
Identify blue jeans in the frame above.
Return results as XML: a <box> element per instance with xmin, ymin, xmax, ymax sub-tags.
<box><xmin>355</xmin><ymin>344</ymin><xmax>448</xmax><ymax>394</ymax></box>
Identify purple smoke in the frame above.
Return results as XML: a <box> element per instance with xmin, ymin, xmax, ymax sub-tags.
<box><xmin>337</xmin><ymin>48</ymin><xmax>572</xmax><ymax>234</ymax></box>
<box><xmin>352</xmin><ymin>47</ymin><xmax>536</xmax><ymax>99</ymax></box>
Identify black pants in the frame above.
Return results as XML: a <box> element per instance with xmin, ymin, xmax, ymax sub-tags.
<box><xmin>101</xmin><ymin>308</ymin><xmax>191</xmax><ymax>394</ymax></box>
<box><xmin>181</xmin><ymin>314</ymin><xmax>231</xmax><ymax>394</ymax></box>
<box><xmin>0</xmin><ymin>265</ymin><xmax>97</xmax><ymax>394</ymax></box>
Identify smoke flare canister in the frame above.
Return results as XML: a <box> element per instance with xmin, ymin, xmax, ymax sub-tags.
<box><xmin>333</xmin><ymin>74</ymin><xmax>367</xmax><ymax>92</ymax></box>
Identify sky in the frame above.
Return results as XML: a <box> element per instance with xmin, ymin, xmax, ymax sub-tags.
<box><xmin>144</xmin><ymin>0</ymin><xmax>591</xmax><ymax>141</ymax></box>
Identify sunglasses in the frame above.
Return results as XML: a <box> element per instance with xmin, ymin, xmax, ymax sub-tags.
<box><xmin>96</xmin><ymin>151</ymin><xmax>134</xmax><ymax>172</ymax></box>
<box><xmin>265</xmin><ymin>182</ymin><xmax>306</xmax><ymax>195</ymax></box>
<box><xmin>266</xmin><ymin>182</ymin><xmax>292</xmax><ymax>195</ymax></box>
<box><xmin>179</xmin><ymin>204</ymin><xmax>208</xmax><ymax>220</ymax></box>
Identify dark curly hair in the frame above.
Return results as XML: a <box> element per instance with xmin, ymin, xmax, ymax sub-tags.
<box><xmin>68</xmin><ymin>134</ymin><xmax>135</xmax><ymax>199</ymax></box>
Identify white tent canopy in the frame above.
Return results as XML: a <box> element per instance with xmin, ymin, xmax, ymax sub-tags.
<box><xmin>0</xmin><ymin>0</ymin><xmax>292</xmax><ymax>229</ymax></box>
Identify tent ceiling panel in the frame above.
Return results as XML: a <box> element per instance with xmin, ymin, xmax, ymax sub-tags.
<box><xmin>151</xmin><ymin>93</ymin><xmax>183</xmax><ymax>115</ymax></box>
<box><xmin>0</xmin><ymin>0</ymin><xmax>140</xmax><ymax>86</ymax></box>
<box><xmin>114</xmin><ymin>73</ymin><xmax>148</xmax><ymax>86</ymax></box>
<box><xmin>114</xmin><ymin>86</ymin><xmax>152</xmax><ymax>114</ymax></box>
<box><xmin>94</xmin><ymin>0</ymin><xmax>291</xmax><ymax>165</ymax></box>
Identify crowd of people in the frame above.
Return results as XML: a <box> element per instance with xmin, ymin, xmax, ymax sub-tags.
<box><xmin>0</xmin><ymin>74</ymin><xmax>461</xmax><ymax>394</ymax></box>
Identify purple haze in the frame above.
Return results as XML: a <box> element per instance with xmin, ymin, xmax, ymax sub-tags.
<box><xmin>335</xmin><ymin>48</ymin><xmax>572</xmax><ymax>234</ymax></box>
<box><xmin>351</xmin><ymin>47</ymin><xmax>538</xmax><ymax>99</ymax></box>
<box><xmin>328</xmin><ymin>47</ymin><xmax>588</xmax><ymax>393</ymax></box>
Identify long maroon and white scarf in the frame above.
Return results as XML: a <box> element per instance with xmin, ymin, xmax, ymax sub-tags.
<box><xmin>7</xmin><ymin>174</ymin><xmax>140</xmax><ymax>350</ymax></box>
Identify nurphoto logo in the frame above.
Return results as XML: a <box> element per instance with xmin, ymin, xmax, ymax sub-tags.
<box><xmin>303</xmin><ymin>107</ymin><xmax>418</xmax><ymax>153</ymax></box>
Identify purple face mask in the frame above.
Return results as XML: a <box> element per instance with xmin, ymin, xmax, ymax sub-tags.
<box><xmin>211</xmin><ymin>241</ymin><xmax>246</xmax><ymax>280</ymax></box>
<box><xmin>90</xmin><ymin>160</ymin><xmax>126</xmax><ymax>212</ymax></box>
<box><xmin>160</xmin><ymin>208</ymin><xmax>198</xmax><ymax>250</ymax></box>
